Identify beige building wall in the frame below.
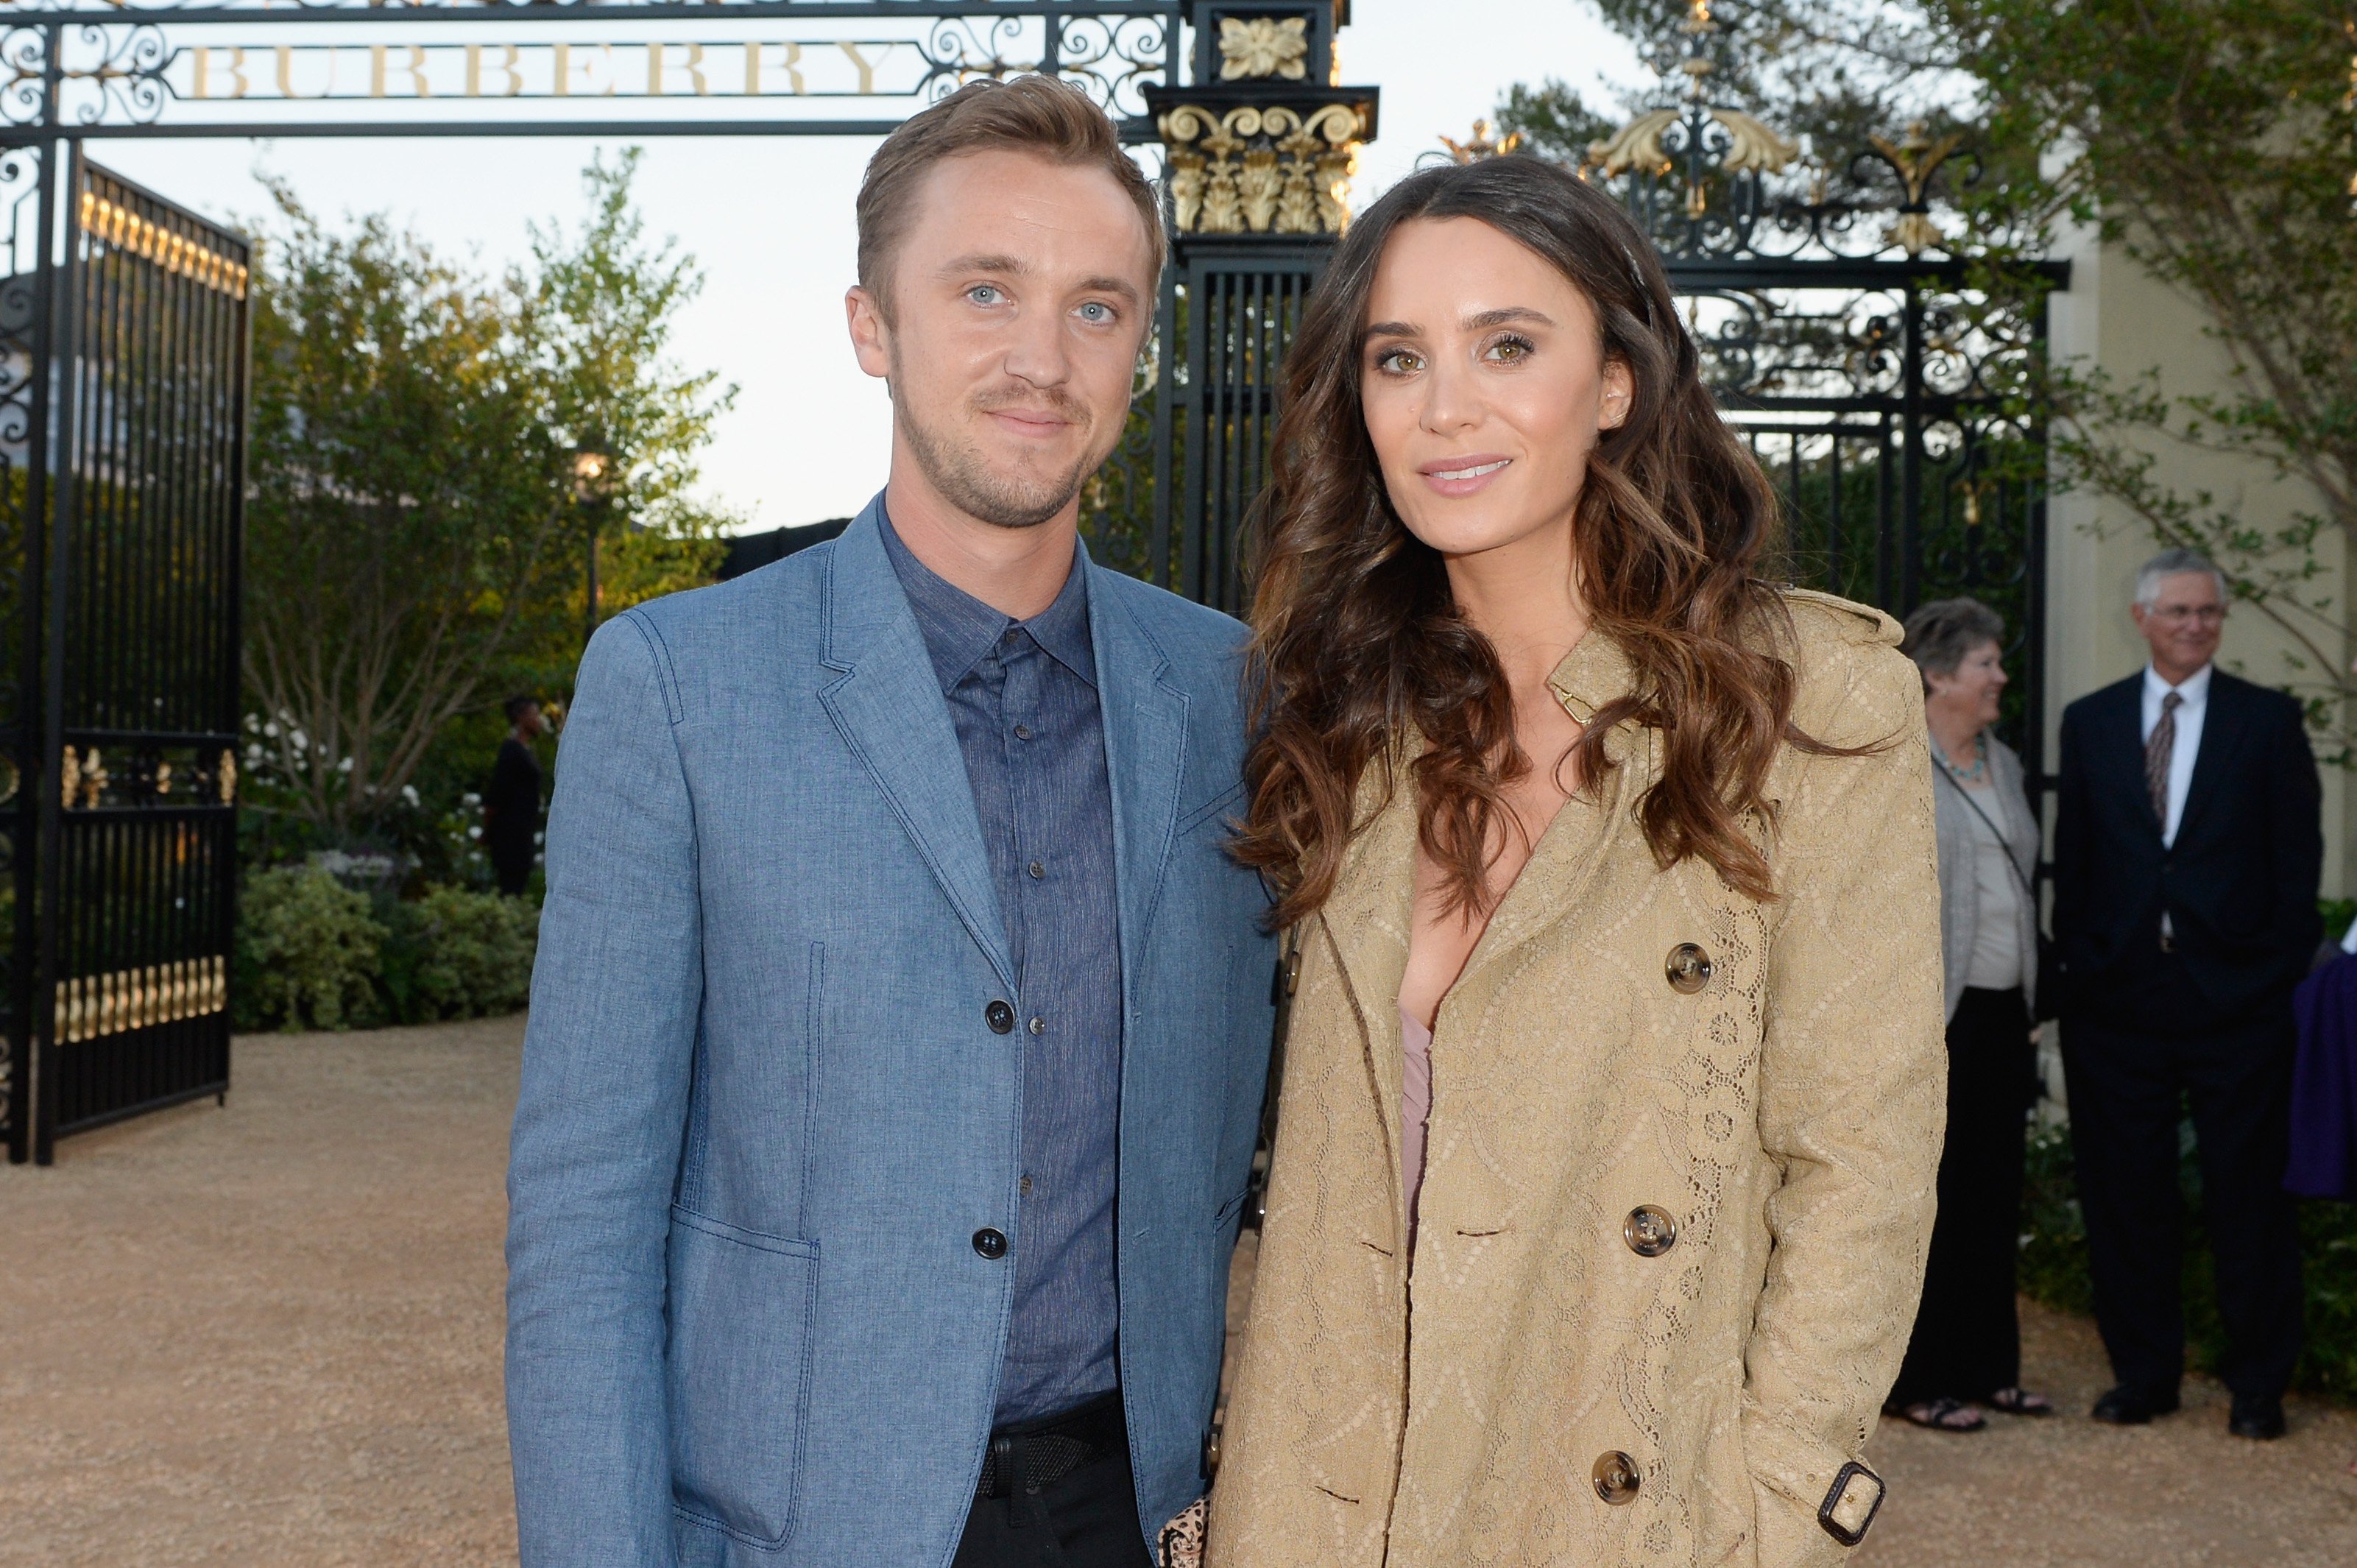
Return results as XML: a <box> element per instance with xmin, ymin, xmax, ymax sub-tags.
<box><xmin>2044</xmin><ymin>227</ymin><xmax>2350</xmax><ymax>899</ymax></box>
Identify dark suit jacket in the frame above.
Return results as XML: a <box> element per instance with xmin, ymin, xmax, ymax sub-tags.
<box><xmin>2052</xmin><ymin>668</ymin><xmax>2322</xmax><ymax>1025</ymax></box>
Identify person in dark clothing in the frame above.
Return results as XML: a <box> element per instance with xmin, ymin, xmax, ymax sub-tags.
<box><xmin>484</xmin><ymin>695</ymin><xmax>545</xmax><ymax>897</ymax></box>
<box><xmin>2052</xmin><ymin>548</ymin><xmax>2322</xmax><ymax>1441</ymax></box>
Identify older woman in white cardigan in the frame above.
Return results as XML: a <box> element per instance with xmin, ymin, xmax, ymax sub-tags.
<box><xmin>1889</xmin><ymin>597</ymin><xmax>2053</xmax><ymax>1433</ymax></box>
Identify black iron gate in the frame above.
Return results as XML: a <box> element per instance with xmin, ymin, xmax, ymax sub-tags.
<box><xmin>3</xmin><ymin>152</ymin><xmax>248</xmax><ymax>1164</ymax></box>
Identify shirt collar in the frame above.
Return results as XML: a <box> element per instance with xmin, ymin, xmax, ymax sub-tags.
<box><xmin>2144</xmin><ymin>661</ymin><xmax>2212</xmax><ymax>707</ymax></box>
<box><xmin>877</xmin><ymin>502</ymin><xmax>1096</xmax><ymax>693</ymax></box>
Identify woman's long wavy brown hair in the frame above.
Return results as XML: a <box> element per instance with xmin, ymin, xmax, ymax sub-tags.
<box><xmin>1234</xmin><ymin>155</ymin><xmax>1813</xmax><ymax>927</ymax></box>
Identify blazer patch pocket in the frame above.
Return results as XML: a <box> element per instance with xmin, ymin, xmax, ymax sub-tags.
<box><xmin>665</xmin><ymin>1205</ymin><xmax>819</xmax><ymax>1550</ymax></box>
<box><xmin>1177</xmin><ymin>780</ymin><xmax>1246</xmax><ymax>838</ymax></box>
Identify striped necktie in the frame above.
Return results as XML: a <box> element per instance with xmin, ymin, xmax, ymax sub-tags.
<box><xmin>2145</xmin><ymin>690</ymin><xmax>2182</xmax><ymax>827</ymax></box>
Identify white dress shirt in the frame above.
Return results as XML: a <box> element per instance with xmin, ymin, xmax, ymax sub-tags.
<box><xmin>2140</xmin><ymin>662</ymin><xmax>2211</xmax><ymax>849</ymax></box>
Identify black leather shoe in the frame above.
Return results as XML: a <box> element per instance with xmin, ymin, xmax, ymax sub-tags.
<box><xmin>2090</xmin><ymin>1385</ymin><xmax>2180</xmax><ymax>1424</ymax></box>
<box><xmin>2227</xmin><ymin>1395</ymin><xmax>2287</xmax><ymax>1440</ymax></box>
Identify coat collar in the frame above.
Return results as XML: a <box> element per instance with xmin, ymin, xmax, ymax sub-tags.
<box><xmin>1084</xmin><ymin>559</ymin><xmax>1192</xmax><ymax>1004</ymax></box>
<box><xmin>819</xmin><ymin>495</ymin><xmax>1196</xmax><ymax>999</ymax></box>
<box><xmin>1312</xmin><ymin>626</ymin><xmax>1655</xmax><ymax>1215</ymax></box>
<box><xmin>817</xmin><ymin>497</ymin><xmax>1016</xmax><ymax>989</ymax></box>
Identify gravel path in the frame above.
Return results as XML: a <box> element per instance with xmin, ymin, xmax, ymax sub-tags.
<box><xmin>5</xmin><ymin>1019</ymin><xmax>2355</xmax><ymax>1566</ymax></box>
<box><xmin>0</xmin><ymin>1020</ymin><xmax>523</xmax><ymax>1567</ymax></box>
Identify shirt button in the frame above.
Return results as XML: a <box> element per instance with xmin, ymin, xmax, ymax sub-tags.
<box><xmin>1020</xmin><ymin>1175</ymin><xmax>1034</xmax><ymax>1196</ymax></box>
<box><xmin>1014</xmin><ymin>724</ymin><xmax>1033</xmax><ymax>741</ymax></box>
<box><xmin>1027</xmin><ymin>1015</ymin><xmax>1046</xmax><ymax>1036</ymax></box>
<box><xmin>1028</xmin><ymin>860</ymin><xmax>1045</xmax><ymax>880</ymax></box>
<box><xmin>972</xmin><ymin>1228</ymin><xmax>1008</xmax><ymax>1260</ymax></box>
<box><xmin>985</xmin><ymin>1000</ymin><xmax>1016</xmax><ymax>1034</ymax></box>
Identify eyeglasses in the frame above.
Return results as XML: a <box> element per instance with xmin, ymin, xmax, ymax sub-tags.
<box><xmin>2146</xmin><ymin>604</ymin><xmax>2225</xmax><ymax>626</ymax></box>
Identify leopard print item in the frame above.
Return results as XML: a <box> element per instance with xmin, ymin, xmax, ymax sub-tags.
<box><xmin>1158</xmin><ymin>1496</ymin><xmax>1207</xmax><ymax>1568</ymax></box>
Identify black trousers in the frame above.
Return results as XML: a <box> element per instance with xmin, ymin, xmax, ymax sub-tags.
<box><xmin>953</xmin><ymin>1393</ymin><xmax>1154</xmax><ymax>1568</ymax></box>
<box><xmin>491</xmin><ymin>847</ymin><xmax>531</xmax><ymax>897</ymax></box>
<box><xmin>2062</xmin><ymin>969</ymin><xmax>2304</xmax><ymax>1402</ymax></box>
<box><xmin>1890</xmin><ymin>986</ymin><xmax>2035</xmax><ymax>1405</ymax></box>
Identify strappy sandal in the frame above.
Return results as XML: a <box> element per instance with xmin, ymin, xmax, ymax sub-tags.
<box><xmin>1985</xmin><ymin>1385</ymin><xmax>2054</xmax><ymax>1417</ymax></box>
<box><xmin>1894</xmin><ymin>1397</ymin><xmax>1986</xmax><ymax>1433</ymax></box>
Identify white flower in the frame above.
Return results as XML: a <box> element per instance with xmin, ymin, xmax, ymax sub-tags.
<box><xmin>336</xmin><ymin>756</ymin><xmax>353</xmax><ymax>774</ymax></box>
<box><xmin>467</xmin><ymin>826</ymin><xmax>482</xmax><ymax>840</ymax></box>
<box><xmin>288</xmin><ymin>730</ymin><xmax>308</xmax><ymax>752</ymax></box>
<box><xmin>262</xmin><ymin>721</ymin><xmax>279</xmax><ymax>739</ymax></box>
<box><xmin>401</xmin><ymin>785</ymin><xmax>420</xmax><ymax>806</ymax></box>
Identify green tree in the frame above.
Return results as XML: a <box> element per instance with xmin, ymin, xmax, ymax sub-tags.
<box><xmin>242</xmin><ymin>156</ymin><xmax>734</xmax><ymax>835</ymax></box>
<box><xmin>1530</xmin><ymin>1</ymin><xmax>2357</xmax><ymax>738</ymax></box>
<box><xmin>524</xmin><ymin>150</ymin><xmax>736</xmax><ymax>653</ymax></box>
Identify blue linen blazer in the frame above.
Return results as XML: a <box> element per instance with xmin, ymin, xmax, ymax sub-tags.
<box><xmin>505</xmin><ymin>499</ymin><xmax>1277</xmax><ymax>1567</ymax></box>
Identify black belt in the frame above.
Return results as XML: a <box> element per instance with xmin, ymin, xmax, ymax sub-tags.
<box><xmin>976</xmin><ymin>1389</ymin><xmax>1126</xmax><ymax>1500</ymax></box>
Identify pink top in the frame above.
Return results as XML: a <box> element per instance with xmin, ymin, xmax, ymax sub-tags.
<box><xmin>1399</xmin><ymin>1003</ymin><xmax>1434</xmax><ymax>1242</ymax></box>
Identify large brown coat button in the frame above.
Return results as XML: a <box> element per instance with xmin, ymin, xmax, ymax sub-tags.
<box><xmin>1665</xmin><ymin>942</ymin><xmax>1712</xmax><ymax>994</ymax></box>
<box><xmin>1624</xmin><ymin>1204</ymin><xmax>1678</xmax><ymax>1257</ymax></box>
<box><xmin>1592</xmin><ymin>1450</ymin><xmax>1642</xmax><ymax>1505</ymax></box>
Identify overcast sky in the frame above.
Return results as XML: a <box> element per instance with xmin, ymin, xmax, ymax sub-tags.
<box><xmin>98</xmin><ymin>1</ymin><xmax>1647</xmax><ymax>530</ymax></box>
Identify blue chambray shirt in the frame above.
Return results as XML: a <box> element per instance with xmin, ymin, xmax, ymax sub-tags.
<box><xmin>880</xmin><ymin>509</ymin><xmax>1123</xmax><ymax>1424</ymax></box>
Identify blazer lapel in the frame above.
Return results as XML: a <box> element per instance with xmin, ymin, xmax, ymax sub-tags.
<box><xmin>2173</xmin><ymin>673</ymin><xmax>2245</xmax><ymax>847</ymax></box>
<box><xmin>2094</xmin><ymin>678</ymin><xmax>2161</xmax><ymax>836</ymax></box>
<box><xmin>1086</xmin><ymin>561</ymin><xmax>1190</xmax><ymax>995</ymax></box>
<box><xmin>817</xmin><ymin>502</ymin><xmax>1015</xmax><ymax>991</ymax></box>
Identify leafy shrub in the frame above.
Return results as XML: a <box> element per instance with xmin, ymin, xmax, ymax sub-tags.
<box><xmin>378</xmin><ymin>886</ymin><xmax>538</xmax><ymax>1023</ymax></box>
<box><xmin>234</xmin><ymin>866</ymin><xmax>384</xmax><ymax>1032</ymax></box>
<box><xmin>2018</xmin><ymin>1123</ymin><xmax>2357</xmax><ymax>1404</ymax></box>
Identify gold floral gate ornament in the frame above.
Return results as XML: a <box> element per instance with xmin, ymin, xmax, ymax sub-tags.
<box><xmin>1120</xmin><ymin>7</ymin><xmax>1381</xmax><ymax>615</ymax></box>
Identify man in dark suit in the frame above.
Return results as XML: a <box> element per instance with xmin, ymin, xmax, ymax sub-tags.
<box><xmin>2053</xmin><ymin>548</ymin><xmax>2322</xmax><ymax>1439</ymax></box>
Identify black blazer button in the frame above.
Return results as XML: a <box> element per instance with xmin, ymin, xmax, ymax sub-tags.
<box><xmin>985</xmin><ymin>1000</ymin><xmax>1017</xmax><ymax>1034</ymax></box>
<box><xmin>1665</xmin><ymin>943</ymin><xmax>1713</xmax><ymax>994</ymax></box>
<box><xmin>972</xmin><ymin>1228</ymin><xmax>1008</xmax><ymax>1260</ymax></box>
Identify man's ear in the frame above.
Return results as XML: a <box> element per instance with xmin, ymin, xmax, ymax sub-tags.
<box><xmin>847</xmin><ymin>285</ymin><xmax>892</xmax><ymax>381</ymax></box>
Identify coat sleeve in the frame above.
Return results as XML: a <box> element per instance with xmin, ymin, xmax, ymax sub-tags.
<box><xmin>1741</xmin><ymin>643</ymin><xmax>1947</xmax><ymax>1567</ymax></box>
<box><xmin>2049</xmin><ymin>704</ymin><xmax>2087</xmax><ymax>986</ymax></box>
<box><xmin>2261</xmin><ymin>693</ymin><xmax>2324</xmax><ymax>984</ymax></box>
<box><xmin>505</xmin><ymin>611</ymin><xmax>702</xmax><ymax>1567</ymax></box>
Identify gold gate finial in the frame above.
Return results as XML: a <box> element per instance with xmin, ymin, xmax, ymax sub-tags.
<box><xmin>1438</xmin><ymin>119</ymin><xmax>1523</xmax><ymax>163</ymax></box>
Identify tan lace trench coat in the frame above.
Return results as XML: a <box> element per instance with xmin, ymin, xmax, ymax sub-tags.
<box><xmin>1207</xmin><ymin>591</ymin><xmax>1946</xmax><ymax>1568</ymax></box>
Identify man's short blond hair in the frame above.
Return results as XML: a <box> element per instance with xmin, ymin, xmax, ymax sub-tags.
<box><xmin>855</xmin><ymin>75</ymin><xmax>1165</xmax><ymax>319</ymax></box>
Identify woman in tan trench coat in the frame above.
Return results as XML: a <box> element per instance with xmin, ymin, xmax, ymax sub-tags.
<box><xmin>1210</xmin><ymin>158</ymin><xmax>1945</xmax><ymax>1567</ymax></box>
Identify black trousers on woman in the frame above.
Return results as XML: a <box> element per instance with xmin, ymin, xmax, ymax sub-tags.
<box><xmin>1889</xmin><ymin>986</ymin><xmax>2036</xmax><ymax>1405</ymax></box>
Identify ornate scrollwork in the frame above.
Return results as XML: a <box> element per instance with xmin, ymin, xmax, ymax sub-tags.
<box><xmin>1050</xmin><ymin>13</ymin><xmax>1173</xmax><ymax>121</ymax></box>
<box><xmin>1</xmin><ymin>27</ymin><xmax>48</xmax><ymax>127</ymax></box>
<box><xmin>1157</xmin><ymin>100</ymin><xmax>1363</xmax><ymax>235</ymax></box>
<box><xmin>908</xmin><ymin>13</ymin><xmax>1177</xmax><ymax>123</ymax></box>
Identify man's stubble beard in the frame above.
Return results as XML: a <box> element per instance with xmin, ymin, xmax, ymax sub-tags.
<box><xmin>890</xmin><ymin>351</ymin><xmax>1109</xmax><ymax>532</ymax></box>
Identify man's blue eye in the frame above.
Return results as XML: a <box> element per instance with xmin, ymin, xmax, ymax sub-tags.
<box><xmin>1079</xmin><ymin>302</ymin><xmax>1112</xmax><ymax>322</ymax></box>
<box><xmin>969</xmin><ymin>286</ymin><xmax>1003</xmax><ymax>305</ymax></box>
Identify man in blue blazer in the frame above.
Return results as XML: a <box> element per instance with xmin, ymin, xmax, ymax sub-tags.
<box><xmin>505</xmin><ymin>78</ymin><xmax>1275</xmax><ymax>1567</ymax></box>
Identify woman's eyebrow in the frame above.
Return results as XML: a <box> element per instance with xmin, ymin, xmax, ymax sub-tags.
<box><xmin>1462</xmin><ymin>306</ymin><xmax>1555</xmax><ymax>331</ymax></box>
<box><xmin>1363</xmin><ymin>319</ymin><xmax>1418</xmax><ymax>341</ymax></box>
